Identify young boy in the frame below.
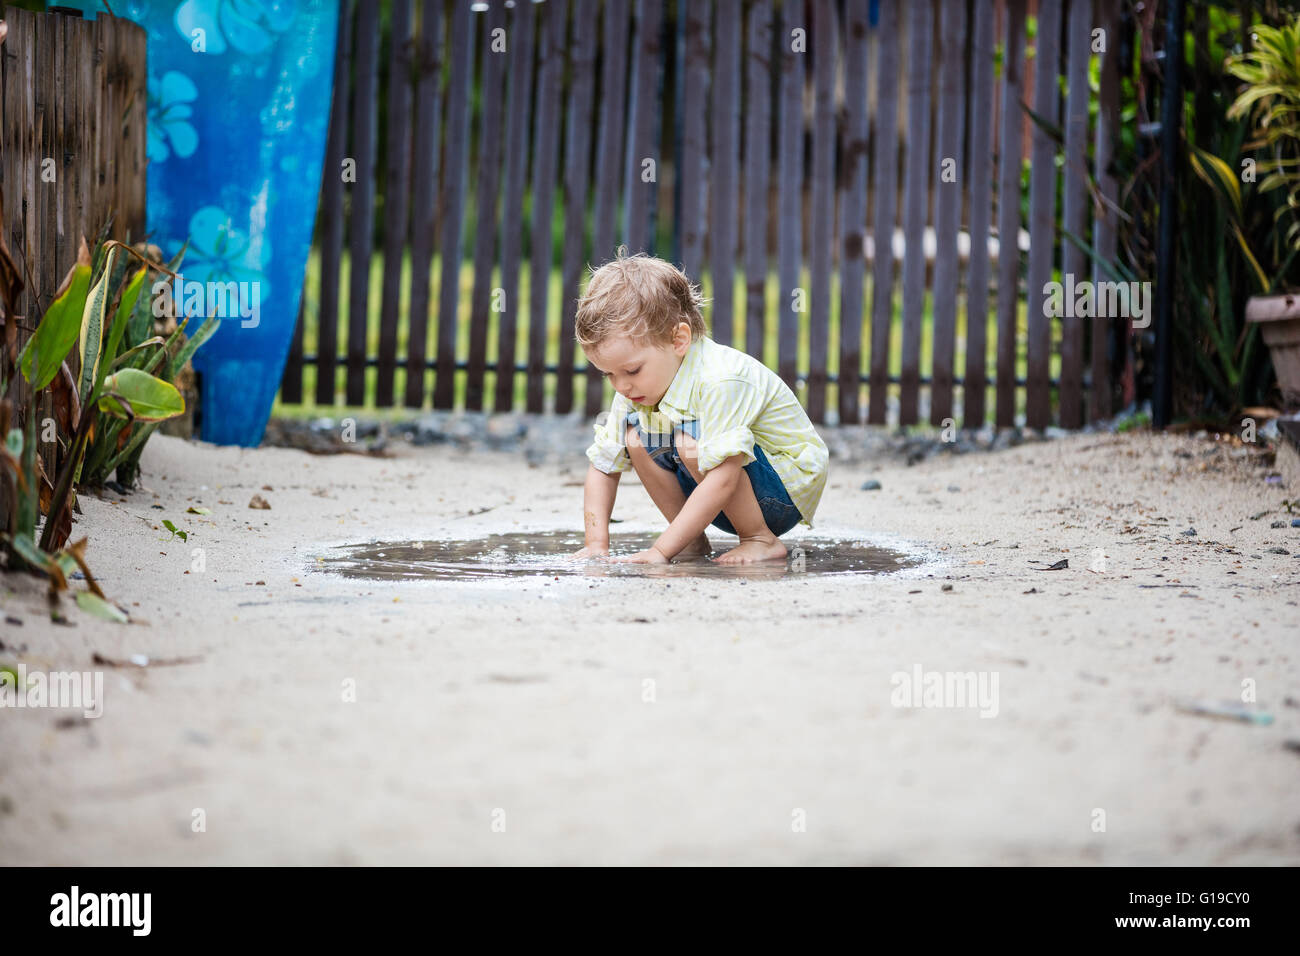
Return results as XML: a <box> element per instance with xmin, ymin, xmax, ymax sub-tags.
<box><xmin>573</xmin><ymin>252</ymin><xmax>829</xmax><ymax>565</ymax></box>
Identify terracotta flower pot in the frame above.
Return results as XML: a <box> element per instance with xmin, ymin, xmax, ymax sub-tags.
<box><xmin>1246</xmin><ymin>293</ymin><xmax>1300</xmax><ymax>407</ymax></box>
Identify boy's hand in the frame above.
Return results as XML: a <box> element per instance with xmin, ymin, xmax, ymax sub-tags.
<box><xmin>572</xmin><ymin>544</ymin><xmax>610</xmax><ymax>559</ymax></box>
<box><xmin>612</xmin><ymin>547</ymin><xmax>669</xmax><ymax>565</ymax></box>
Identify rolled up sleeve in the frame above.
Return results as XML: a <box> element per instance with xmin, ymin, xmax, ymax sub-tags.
<box><xmin>694</xmin><ymin>379</ymin><xmax>766</xmax><ymax>474</ymax></box>
<box><xmin>586</xmin><ymin>394</ymin><xmax>633</xmax><ymax>474</ymax></box>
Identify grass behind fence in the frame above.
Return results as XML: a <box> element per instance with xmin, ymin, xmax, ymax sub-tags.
<box><xmin>273</xmin><ymin>245</ymin><xmax>1050</xmax><ymax>425</ymax></box>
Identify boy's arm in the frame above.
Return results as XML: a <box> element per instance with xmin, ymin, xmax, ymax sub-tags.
<box><xmin>580</xmin><ymin>463</ymin><xmax>621</xmax><ymax>553</ymax></box>
<box><xmin>650</xmin><ymin>455</ymin><xmax>743</xmax><ymax>560</ymax></box>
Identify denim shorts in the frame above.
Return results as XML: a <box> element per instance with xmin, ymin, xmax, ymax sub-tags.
<box><xmin>626</xmin><ymin>410</ymin><xmax>803</xmax><ymax>537</ymax></box>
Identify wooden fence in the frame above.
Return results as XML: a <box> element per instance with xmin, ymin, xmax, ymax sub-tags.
<box><xmin>0</xmin><ymin>7</ymin><xmax>147</xmax><ymax>324</ymax></box>
<box><xmin>283</xmin><ymin>0</ymin><xmax>1126</xmax><ymax>429</ymax></box>
<box><xmin>0</xmin><ymin>6</ymin><xmax>148</xmax><ymax>508</ymax></box>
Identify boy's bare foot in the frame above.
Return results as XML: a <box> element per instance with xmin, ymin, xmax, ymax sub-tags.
<box><xmin>713</xmin><ymin>535</ymin><xmax>787</xmax><ymax>565</ymax></box>
<box><xmin>675</xmin><ymin>534</ymin><xmax>713</xmax><ymax>559</ymax></box>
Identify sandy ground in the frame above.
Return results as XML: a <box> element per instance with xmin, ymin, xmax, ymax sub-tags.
<box><xmin>1</xmin><ymin>424</ymin><xmax>1298</xmax><ymax>865</ymax></box>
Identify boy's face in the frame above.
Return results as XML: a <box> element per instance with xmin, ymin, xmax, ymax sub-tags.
<box><xmin>586</xmin><ymin>321</ymin><xmax>693</xmax><ymax>408</ymax></box>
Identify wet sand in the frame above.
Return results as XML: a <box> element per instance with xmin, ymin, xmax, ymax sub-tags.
<box><xmin>1</xmin><ymin>427</ymin><xmax>1297</xmax><ymax>864</ymax></box>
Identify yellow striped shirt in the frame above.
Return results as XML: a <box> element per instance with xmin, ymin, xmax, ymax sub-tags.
<box><xmin>586</xmin><ymin>336</ymin><xmax>830</xmax><ymax>528</ymax></box>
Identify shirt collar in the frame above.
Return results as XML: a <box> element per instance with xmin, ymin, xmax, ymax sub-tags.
<box><xmin>655</xmin><ymin>336</ymin><xmax>705</xmax><ymax>420</ymax></box>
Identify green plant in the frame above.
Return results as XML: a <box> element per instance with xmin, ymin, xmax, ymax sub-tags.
<box><xmin>1182</xmin><ymin>125</ymin><xmax>1295</xmax><ymax>412</ymax></box>
<box><xmin>78</xmin><ymin>240</ymin><xmax>219</xmax><ymax>489</ymax></box>
<box><xmin>1078</xmin><ymin>3</ymin><xmax>1296</xmax><ymax>419</ymax></box>
<box><xmin>1226</xmin><ymin>15</ymin><xmax>1300</xmax><ymax>263</ymax></box>
<box><xmin>18</xmin><ymin>238</ymin><xmax>192</xmax><ymax>554</ymax></box>
<box><xmin>1</xmin><ymin>202</ymin><xmax>208</xmax><ymax>590</ymax></box>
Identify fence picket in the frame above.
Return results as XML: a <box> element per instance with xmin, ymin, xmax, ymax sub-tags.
<box><xmin>868</xmin><ymin>0</ymin><xmax>900</xmax><ymax>425</ymax></box>
<box><xmin>930</xmin><ymin>0</ymin><xmax>966</xmax><ymax>426</ymax></box>
<box><xmin>377</xmin><ymin>0</ymin><xmax>414</xmax><ymax>407</ymax></box>
<box><xmin>1026</xmin><ymin>0</ymin><xmax>1062</xmax><ymax>429</ymax></box>
<box><xmin>1060</xmin><ymin>0</ymin><xmax>1093</xmax><ymax>429</ymax></box>
<box><xmin>744</xmin><ymin>0</ymin><xmax>773</xmax><ymax>363</ymax></box>
<box><xmin>528</xmin><ymin>0</ymin><xmax>567</xmax><ymax>413</ymax></box>
<box><xmin>837</xmin><ymin>0</ymin><xmax>869</xmax><ymax>427</ymax></box>
<box><xmin>995</xmin><ymin>0</ymin><xmax>1027</xmax><ymax>428</ymax></box>
<box><xmin>680</xmin><ymin>0</ymin><xmax>710</xmax><ymax>288</ymax></box>
<box><xmin>709</xmin><ymin>0</ymin><xmax>740</xmax><ymax>346</ymax></box>
<box><xmin>433</xmin><ymin>1</ymin><xmax>476</xmax><ymax>409</ymax></box>
<box><xmin>467</xmin><ymin>1</ymin><xmax>509</xmax><ymax>412</ymax></box>
<box><xmin>346</xmin><ymin>0</ymin><xmax>379</xmax><ymax>406</ymax></box>
<box><xmin>807</xmin><ymin>0</ymin><xmax>836</xmax><ymax>423</ymax></box>
<box><xmin>624</xmin><ymin>0</ymin><xmax>663</xmax><ymax>255</ymax></box>
<box><xmin>899</xmin><ymin>0</ymin><xmax>933</xmax><ymax>425</ymax></box>
<box><xmin>776</xmin><ymin>0</ymin><xmax>805</xmax><ymax>391</ymax></box>
<box><xmin>1092</xmin><ymin>0</ymin><xmax>1121</xmax><ymax>423</ymax></box>
<box><xmin>404</xmin><ymin>0</ymin><xmax>442</xmax><ymax>408</ymax></box>
<box><xmin>963</xmin><ymin>0</ymin><xmax>996</xmax><ymax>429</ymax></box>
<box><xmin>496</xmin><ymin>0</ymin><xmax>536</xmax><ymax>413</ymax></box>
<box><xmin>557</xmin><ymin>0</ymin><xmax>599</xmax><ymax>415</ymax></box>
<box><xmin>586</xmin><ymin>0</ymin><xmax>630</xmax><ymax>416</ymax></box>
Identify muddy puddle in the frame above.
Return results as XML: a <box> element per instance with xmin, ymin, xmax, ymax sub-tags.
<box><xmin>313</xmin><ymin>531</ymin><xmax>924</xmax><ymax>582</ymax></box>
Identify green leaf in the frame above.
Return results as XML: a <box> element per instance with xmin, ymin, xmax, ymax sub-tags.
<box><xmin>1227</xmin><ymin>84</ymin><xmax>1288</xmax><ymax>119</ymax></box>
<box><xmin>96</xmin><ymin>368</ymin><xmax>185</xmax><ymax>422</ymax></box>
<box><xmin>128</xmin><ymin>270</ymin><xmax>158</xmax><ymax>348</ymax></box>
<box><xmin>144</xmin><ymin>319</ymin><xmax>190</xmax><ymax>376</ymax></box>
<box><xmin>1230</xmin><ymin>223</ymin><xmax>1270</xmax><ymax>293</ymax></box>
<box><xmin>165</xmin><ymin>240</ymin><xmax>189</xmax><ymax>274</ymax></box>
<box><xmin>104</xmin><ymin>267</ymin><xmax>146</xmax><ymax>367</ymax></box>
<box><xmin>126</xmin><ymin>243</ymin><xmax>187</xmax><ymax>349</ymax></box>
<box><xmin>18</xmin><ymin>244</ymin><xmax>93</xmax><ymax>390</ymax></box>
<box><xmin>75</xmin><ymin>591</ymin><xmax>128</xmax><ymax>623</ymax></box>
<box><xmin>103</xmin><ymin>421</ymin><xmax>160</xmax><ymax>476</ymax></box>
<box><xmin>169</xmin><ymin>316</ymin><xmax>220</xmax><ymax>378</ymax></box>
<box><xmin>1189</xmin><ymin>145</ymin><xmax>1244</xmax><ymax>221</ymax></box>
<box><xmin>52</xmin><ymin>551</ymin><xmax>78</xmax><ymax>579</ymax></box>
<box><xmin>7</xmin><ymin>531</ymin><xmax>53</xmax><ymax>574</ymax></box>
<box><xmin>110</xmin><ymin>336</ymin><xmax>166</xmax><ymax>370</ymax></box>
<box><xmin>186</xmin><ymin>506</ymin><xmax>211</xmax><ymax>515</ymax></box>
<box><xmin>16</xmin><ymin>415</ymin><xmax>38</xmax><ymax>538</ymax></box>
<box><xmin>78</xmin><ymin>246</ymin><xmax>118</xmax><ymax>402</ymax></box>
<box><xmin>1061</xmin><ymin>230</ymin><xmax>1138</xmax><ymax>284</ymax></box>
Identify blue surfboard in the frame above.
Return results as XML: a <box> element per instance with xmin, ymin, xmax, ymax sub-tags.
<box><xmin>65</xmin><ymin>0</ymin><xmax>338</xmax><ymax>446</ymax></box>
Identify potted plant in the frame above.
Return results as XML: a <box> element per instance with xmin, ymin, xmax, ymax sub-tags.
<box><xmin>1229</xmin><ymin>16</ymin><xmax>1300</xmax><ymax>407</ymax></box>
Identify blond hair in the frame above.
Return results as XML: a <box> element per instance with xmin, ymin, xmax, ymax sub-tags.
<box><xmin>574</xmin><ymin>248</ymin><xmax>709</xmax><ymax>351</ymax></box>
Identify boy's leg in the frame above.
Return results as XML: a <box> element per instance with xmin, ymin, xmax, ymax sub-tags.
<box><xmin>677</xmin><ymin>442</ymin><xmax>787</xmax><ymax>565</ymax></box>
<box><xmin>625</xmin><ymin>422</ymin><xmax>711</xmax><ymax>557</ymax></box>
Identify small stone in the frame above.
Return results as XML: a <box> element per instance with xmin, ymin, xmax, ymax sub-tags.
<box><xmin>1267</xmin><ymin>547</ymin><xmax>1290</xmax><ymax>555</ymax></box>
<box><xmin>249</xmin><ymin>494</ymin><xmax>271</xmax><ymax>510</ymax></box>
<box><xmin>1292</xmin><ymin>519</ymin><xmax>1300</xmax><ymax>528</ymax></box>
<box><xmin>1272</xmin><ymin>520</ymin><xmax>1288</xmax><ymax>529</ymax></box>
<box><xmin>947</xmin><ymin>485</ymin><xmax>960</xmax><ymax>493</ymax></box>
<box><xmin>1181</xmin><ymin>528</ymin><xmax>1197</xmax><ymax>536</ymax></box>
<box><xmin>941</xmin><ymin>583</ymin><xmax>953</xmax><ymax>592</ymax></box>
<box><xmin>860</xmin><ymin>479</ymin><xmax>882</xmax><ymax>491</ymax></box>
